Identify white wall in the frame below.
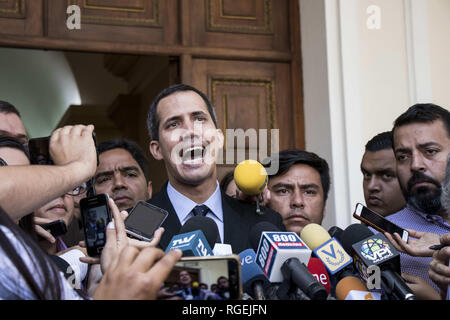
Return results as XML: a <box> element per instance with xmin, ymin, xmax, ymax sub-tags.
<box><xmin>428</xmin><ymin>0</ymin><xmax>450</xmax><ymax>108</ymax></box>
<box><xmin>300</xmin><ymin>0</ymin><xmax>450</xmax><ymax>230</ymax></box>
<box><xmin>0</xmin><ymin>48</ymin><xmax>81</xmax><ymax>137</ymax></box>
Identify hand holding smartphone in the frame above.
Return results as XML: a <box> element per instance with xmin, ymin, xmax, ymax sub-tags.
<box><xmin>124</xmin><ymin>201</ymin><xmax>168</xmax><ymax>242</ymax></box>
<box><xmin>353</xmin><ymin>203</ymin><xmax>409</xmax><ymax>242</ymax></box>
<box><xmin>80</xmin><ymin>194</ymin><xmax>112</xmax><ymax>256</ymax></box>
<box><xmin>41</xmin><ymin>220</ymin><xmax>68</xmax><ymax>238</ymax></box>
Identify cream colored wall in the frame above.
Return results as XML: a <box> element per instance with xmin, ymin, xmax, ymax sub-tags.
<box><xmin>428</xmin><ymin>0</ymin><xmax>450</xmax><ymax>109</ymax></box>
<box><xmin>300</xmin><ymin>0</ymin><xmax>449</xmax><ymax>230</ymax></box>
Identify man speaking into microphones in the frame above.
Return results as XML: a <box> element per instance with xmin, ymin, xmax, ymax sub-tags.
<box><xmin>145</xmin><ymin>84</ymin><xmax>285</xmax><ymax>254</ymax></box>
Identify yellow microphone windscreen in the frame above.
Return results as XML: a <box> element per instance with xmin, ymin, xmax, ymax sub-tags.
<box><xmin>234</xmin><ymin>160</ymin><xmax>268</xmax><ymax>196</ymax></box>
<box><xmin>300</xmin><ymin>223</ymin><xmax>332</xmax><ymax>250</ymax></box>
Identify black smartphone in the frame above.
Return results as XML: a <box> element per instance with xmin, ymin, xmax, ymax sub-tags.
<box><xmin>41</xmin><ymin>220</ymin><xmax>68</xmax><ymax>238</ymax></box>
<box><xmin>80</xmin><ymin>194</ymin><xmax>112</xmax><ymax>256</ymax></box>
<box><xmin>28</xmin><ymin>136</ymin><xmax>53</xmax><ymax>165</ymax></box>
<box><xmin>28</xmin><ymin>132</ymin><xmax>99</xmax><ymax>166</ymax></box>
<box><xmin>160</xmin><ymin>255</ymin><xmax>242</xmax><ymax>300</ymax></box>
<box><xmin>124</xmin><ymin>201</ymin><xmax>168</xmax><ymax>242</ymax></box>
<box><xmin>353</xmin><ymin>203</ymin><xmax>409</xmax><ymax>242</ymax></box>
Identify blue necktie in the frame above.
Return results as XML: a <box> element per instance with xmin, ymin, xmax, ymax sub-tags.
<box><xmin>192</xmin><ymin>204</ymin><xmax>210</xmax><ymax>217</ymax></box>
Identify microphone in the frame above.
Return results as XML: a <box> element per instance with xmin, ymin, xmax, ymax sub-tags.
<box><xmin>234</xmin><ymin>160</ymin><xmax>268</xmax><ymax>214</ymax></box>
<box><xmin>335</xmin><ymin>276</ymin><xmax>381</xmax><ymax>300</ymax></box>
<box><xmin>300</xmin><ymin>223</ymin><xmax>353</xmax><ymax>278</ymax></box>
<box><xmin>307</xmin><ymin>257</ymin><xmax>331</xmax><ymax>294</ymax></box>
<box><xmin>342</xmin><ymin>224</ymin><xmax>416</xmax><ymax>300</ymax></box>
<box><xmin>238</xmin><ymin>249</ymin><xmax>270</xmax><ymax>300</ymax></box>
<box><xmin>165</xmin><ymin>216</ymin><xmax>219</xmax><ymax>257</ymax></box>
<box><xmin>250</xmin><ymin>222</ymin><xmax>328</xmax><ymax>300</ymax></box>
<box><xmin>165</xmin><ymin>230</ymin><xmax>213</xmax><ymax>256</ymax></box>
<box><xmin>328</xmin><ymin>226</ymin><xmax>344</xmax><ymax>241</ymax></box>
<box><xmin>340</xmin><ymin>224</ymin><xmax>375</xmax><ymax>255</ymax></box>
<box><xmin>178</xmin><ymin>216</ymin><xmax>220</xmax><ymax>248</ymax></box>
<box><xmin>213</xmin><ymin>243</ymin><xmax>233</xmax><ymax>256</ymax></box>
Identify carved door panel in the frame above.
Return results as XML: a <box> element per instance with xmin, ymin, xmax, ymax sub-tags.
<box><xmin>0</xmin><ymin>0</ymin><xmax>43</xmax><ymax>36</ymax></box>
<box><xmin>47</xmin><ymin>0</ymin><xmax>178</xmax><ymax>45</ymax></box>
<box><xmin>190</xmin><ymin>58</ymin><xmax>294</xmax><ymax>177</ymax></box>
<box><xmin>188</xmin><ymin>0</ymin><xmax>290</xmax><ymax>51</ymax></box>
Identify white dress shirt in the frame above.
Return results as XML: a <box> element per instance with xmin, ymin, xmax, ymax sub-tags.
<box><xmin>166</xmin><ymin>181</ymin><xmax>224</xmax><ymax>243</ymax></box>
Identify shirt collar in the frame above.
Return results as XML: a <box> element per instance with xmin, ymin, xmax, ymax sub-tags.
<box><xmin>167</xmin><ymin>181</ymin><xmax>223</xmax><ymax>223</ymax></box>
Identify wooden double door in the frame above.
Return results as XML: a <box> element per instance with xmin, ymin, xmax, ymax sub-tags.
<box><xmin>0</xmin><ymin>0</ymin><xmax>304</xmax><ymax>190</ymax></box>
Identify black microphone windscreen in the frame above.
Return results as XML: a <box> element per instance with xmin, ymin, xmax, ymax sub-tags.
<box><xmin>328</xmin><ymin>226</ymin><xmax>344</xmax><ymax>242</ymax></box>
<box><xmin>179</xmin><ymin>216</ymin><xmax>219</xmax><ymax>249</ymax></box>
<box><xmin>340</xmin><ymin>223</ymin><xmax>375</xmax><ymax>254</ymax></box>
<box><xmin>249</xmin><ymin>221</ymin><xmax>280</xmax><ymax>252</ymax></box>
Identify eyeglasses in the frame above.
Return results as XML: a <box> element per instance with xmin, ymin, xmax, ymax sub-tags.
<box><xmin>67</xmin><ymin>182</ymin><xmax>88</xmax><ymax>196</ymax></box>
<box><xmin>0</xmin><ymin>157</ymin><xmax>8</xmax><ymax>166</ymax></box>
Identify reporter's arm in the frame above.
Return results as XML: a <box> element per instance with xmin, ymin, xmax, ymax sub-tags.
<box><xmin>0</xmin><ymin>125</ymin><xmax>97</xmax><ymax>221</ymax></box>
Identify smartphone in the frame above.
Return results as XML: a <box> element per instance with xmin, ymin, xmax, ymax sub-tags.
<box><xmin>28</xmin><ymin>132</ymin><xmax>99</xmax><ymax>166</ymax></box>
<box><xmin>41</xmin><ymin>220</ymin><xmax>67</xmax><ymax>238</ymax></box>
<box><xmin>353</xmin><ymin>203</ymin><xmax>409</xmax><ymax>242</ymax></box>
<box><xmin>160</xmin><ymin>255</ymin><xmax>242</xmax><ymax>300</ymax></box>
<box><xmin>28</xmin><ymin>136</ymin><xmax>53</xmax><ymax>165</ymax></box>
<box><xmin>124</xmin><ymin>201</ymin><xmax>168</xmax><ymax>241</ymax></box>
<box><xmin>80</xmin><ymin>194</ymin><xmax>112</xmax><ymax>256</ymax></box>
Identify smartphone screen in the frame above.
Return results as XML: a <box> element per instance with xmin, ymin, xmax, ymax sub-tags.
<box><xmin>125</xmin><ymin>201</ymin><xmax>168</xmax><ymax>241</ymax></box>
<box><xmin>28</xmin><ymin>137</ymin><xmax>53</xmax><ymax>165</ymax></box>
<box><xmin>354</xmin><ymin>203</ymin><xmax>409</xmax><ymax>242</ymax></box>
<box><xmin>80</xmin><ymin>194</ymin><xmax>111</xmax><ymax>256</ymax></box>
<box><xmin>159</xmin><ymin>256</ymin><xmax>242</xmax><ymax>300</ymax></box>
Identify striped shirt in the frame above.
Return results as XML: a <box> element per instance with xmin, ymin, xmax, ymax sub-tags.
<box><xmin>0</xmin><ymin>226</ymin><xmax>83</xmax><ymax>300</ymax></box>
<box><xmin>386</xmin><ymin>204</ymin><xmax>450</xmax><ymax>291</ymax></box>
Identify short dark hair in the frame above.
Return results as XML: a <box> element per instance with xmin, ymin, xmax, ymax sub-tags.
<box><xmin>0</xmin><ymin>135</ymin><xmax>29</xmax><ymax>161</ymax></box>
<box><xmin>265</xmin><ymin>149</ymin><xmax>331</xmax><ymax>201</ymax></box>
<box><xmin>97</xmin><ymin>138</ymin><xmax>150</xmax><ymax>181</ymax></box>
<box><xmin>392</xmin><ymin>103</ymin><xmax>450</xmax><ymax>144</ymax></box>
<box><xmin>220</xmin><ymin>171</ymin><xmax>235</xmax><ymax>194</ymax></box>
<box><xmin>365</xmin><ymin>131</ymin><xmax>393</xmax><ymax>152</ymax></box>
<box><xmin>147</xmin><ymin>84</ymin><xmax>218</xmax><ymax>141</ymax></box>
<box><xmin>0</xmin><ymin>101</ymin><xmax>21</xmax><ymax>117</ymax></box>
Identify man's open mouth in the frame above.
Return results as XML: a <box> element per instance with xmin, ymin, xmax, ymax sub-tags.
<box><xmin>180</xmin><ymin>145</ymin><xmax>206</xmax><ymax>164</ymax></box>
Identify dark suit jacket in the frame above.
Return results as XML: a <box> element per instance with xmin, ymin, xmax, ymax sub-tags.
<box><xmin>147</xmin><ymin>183</ymin><xmax>286</xmax><ymax>254</ymax></box>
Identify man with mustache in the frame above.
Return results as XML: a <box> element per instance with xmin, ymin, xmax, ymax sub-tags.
<box><xmin>385</xmin><ymin>103</ymin><xmax>450</xmax><ymax>293</ymax></box>
<box><xmin>361</xmin><ymin>131</ymin><xmax>406</xmax><ymax>217</ymax></box>
<box><xmin>145</xmin><ymin>84</ymin><xmax>285</xmax><ymax>253</ymax></box>
<box><xmin>94</xmin><ymin>139</ymin><xmax>153</xmax><ymax>211</ymax></box>
<box><xmin>264</xmin><ymin>149</ymin><xmax>330</xmax><ymax>236</ymax></box>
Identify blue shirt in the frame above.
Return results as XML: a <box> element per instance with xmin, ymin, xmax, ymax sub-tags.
<box><xmin>386</xmin><ymin>204</ymin><xmax>450</xmax><ymax>291</ymax></box>
<box><xmin>166</xmin><ymin>181</ymin><xmax>224</xmax><ymax>243</ymax></box>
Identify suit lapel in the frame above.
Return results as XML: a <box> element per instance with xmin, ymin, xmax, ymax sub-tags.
<box><xmin>148</xmin><ymin>184</ymin><xmax>181</xmax><ymax>250</ymax></box>
<box><xmin>222</xmin><ymin>194</ymin><xmax>248</xmax><ymax>252</ymax></box>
